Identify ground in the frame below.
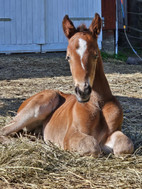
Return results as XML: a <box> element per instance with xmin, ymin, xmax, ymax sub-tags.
<box><xmin>0</xmin><ymin>53</ymin><xmax>142</xmax><ymax>189</ymax></box>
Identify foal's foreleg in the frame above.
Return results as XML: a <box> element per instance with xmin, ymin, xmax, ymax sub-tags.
<box><xmin>103</xmin><ymin>131</ymin><xmax>134</xmax><ymax>156</ymax></box>
<box><xmin>102</xmin><ymin>98</ymin><xmax>134</xmax><ymax>155</ymax></box>
<box><xmin>0</xmin><ymin>90</ymin><xmax>60</xmax><ymax>137</ymax></box>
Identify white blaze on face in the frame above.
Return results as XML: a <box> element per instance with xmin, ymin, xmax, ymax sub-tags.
<box><xmin>76</xmin><ymin>38</ymin><xmax>87</xmax><ymax>70</ymax></box>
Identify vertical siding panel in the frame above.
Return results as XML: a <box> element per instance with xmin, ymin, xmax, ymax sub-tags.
<box><xmin>21</xmin><ymin>0</ymin><xmax>27</xmax><ymax>44</ymax></box>
<box><xmin>90</xmin><ymin>0</ymin><xmax>94</xmax><ymax>26</ymax></box>
<box><xmin>33</xmin><ymin>0</ymin><xmax>39</xmax><ymax>43</ymax></box>
<box><xmin>37</xmin><ymin>0</ymin><xmax>42</xmax><ymax>43</ymax></box>
<box><xmin>46</xmin><ymin>0</ymin><xmax>51</xmax><ymax>43</ymax></box>
<box><xmin>58</xmin><ymin>0</ymin><xmax>65</xmax><ymax>43</ymax></box>
<box><xmin>85</xmin><ymin>0</ymin><xmax>89</xmax><ymax>19</ymax></box>
<box><xmin>88</xmin><ymin>0</ymin><xmax>92</xmax><ymax>17</ymax></box>
<box><xmin>82</xmin><ymin>0</ymin><xmax>86</xmax><ymax>19</ymax></box>
<box><xmin>98</xmin><ymin>0</ymin><xmax>101</xmax><ymax>15</ymax></box>
<box><xmin>93</xmin><ymin>0</ymin><xmax>96</xmax><ymax>15</ymax></box>
<box><xmin>0</xmin><ymin>0</ymin><xmax>5</xmax><ymax>45</ymax></box>
<box><xmin>54</xmin><ymin>0</ymin><xmax>58</xmax><ymax>43</ymax></box>
<box><xmin>11</xmin><ymin>0</ymin><xmax>17</xmax><ymax>44</ymax></box>
<box><xmin>48</xmin><ymin>0</ymin><xmax>54</xmax><ymax>43</ymax></box>
<box><xmin>46</xmin><ymin>0</ymin><xmax>50</xmax><ymax>43</ymax></box>
<box><xmin>16</xmin><ymin>0</ymin><xmax>22</xmax><ymax>44</ymax></box>
<box><xmin>33</xmin><ymin>0</ymin><xmax>45</xmax><ymax>44</ymax></box>
<box><xmin>78</xmin><ymin>0</ymin><xmax>81</xmax><ymax>17</ymax></box>
<box><xmin>4</xmin><ymin>0</ymin><xmax>11</xmax><ymax>44</ymax></box>
<box><xmin>72</xmin><ymin>0</ymin><xmax>78</xmax><ymax>28</ymax></box>
<box><xmin>62</xmin><ymin>0</ymin><xmax>68</xmax><ymax>43</ymax></box>
<box><xmin>77</xmin><ymin>0</ymin><xmax>81</xmax><ymax>28</ymax></box>
<box><xmin>27</xmin><ymin>0</ymin><xmax>33</xmax><ymax>44</ymax></box>
<box><xmin>88</xmin><ymin>0</ymin><xmax>93</xmax><ymax>27</ymax></box>
<box><xmin>82</xmin><ymin>0</ymin><xmax>85</xmax><ymax>22</ymax></box>
<box><xmin>57</xmin><ymin>0</ymin><xmax>62</xmax><ymax>43</ymax></box>
<box><xmin>65</xmin><ymin>0</ymin><xmax>68</xmax><ymax>15</ymax></box>
<box><xmin>39</xmin><ymin>0</ymin><xmax>45</xmax><ymax>44</ymax></box>
<box><xmin>91</xmin><ymin>0</ymin><xmax>94</xmax><ymax>15</ymax></box>
<box><xmin>88</xmin><ymin>0</ymin><xmax>92</xmax><ymax>27</ymax></box>
<box><xmin>50</xmin><ymin>0</ymin><xmax>54</xmax><ymax>43</ymax></box>
<box><xmin>68</xmin><ymin>0</ymin><xmax>72</xmax><ymax>16</ymax></box>
<box><xmin>73</xmin><ymin>0</ymin><xmax>76</xmax><ymax>17</ymax></box>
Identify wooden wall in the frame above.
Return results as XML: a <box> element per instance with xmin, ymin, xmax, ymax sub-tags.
<box><xmin>0</xmin><ymin>0</ymin><xmax>102</xmax><ymax>54</ymax></box>
<box><xmin>0</xmin><ymin>0</ymin><xmax>45</xmax><ymax>53</ymax></box>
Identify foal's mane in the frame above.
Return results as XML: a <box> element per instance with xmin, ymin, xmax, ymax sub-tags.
<box><xmin>76</xmin><ymin>24</ymin><xmax>89</xmax><ymax>33</ymax></box>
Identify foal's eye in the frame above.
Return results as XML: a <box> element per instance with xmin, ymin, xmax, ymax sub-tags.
<box><xmin>66</xmin><ymin>56</ymin><xmax>71</xmax><ymax>61</ymax></box>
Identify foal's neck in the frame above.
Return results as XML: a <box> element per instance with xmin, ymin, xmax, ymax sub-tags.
<box><xmin>93</xmin><ymin>53</ymin><xmax>112</xmax><ymax>102</ymax></box>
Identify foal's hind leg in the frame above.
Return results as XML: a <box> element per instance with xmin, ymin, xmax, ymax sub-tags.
<box><xmin>0</xmin><ymin>90</ymin><xmax>60</xmax><ymax>137</ymax></box>
<box><xmin>103</xmin><ymin>131</ymin><xmax>134</xmax><ymax>156</ymax></box>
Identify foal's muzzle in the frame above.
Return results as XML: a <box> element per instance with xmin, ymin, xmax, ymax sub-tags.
<box><xmin>75</xmin><ymin>84</ymin><xmax>92</xmax><ymax>103</ymax></box>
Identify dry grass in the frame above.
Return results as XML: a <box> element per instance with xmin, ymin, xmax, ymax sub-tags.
<box><xmin>0</xmin><ymin>137</ymin><xmax>142</xmax><ymax>189</ymax></box>
<box><xmin>0</xmin><ymin>53</ymin><xmax>142</xmax><ymax>188</ymax></box>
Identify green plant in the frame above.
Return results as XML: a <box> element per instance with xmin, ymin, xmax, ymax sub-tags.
<box><xmin>101</xmin><ymin>51</ymin><xmax>128</xmax><ymax>62</ymax></box>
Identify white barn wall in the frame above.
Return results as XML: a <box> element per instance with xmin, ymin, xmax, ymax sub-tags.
<box><xmin>0</xmin><ymin>0</ymin><xmax>45</xmax><ymax>53</ymax></box>
<box><xmin>43</xmin><ymin>0</ymin><xmax>102</xmax><ymax>52</ymax></box>
<box><xmin>0</xmin><ymin>0</ymin><xmax>102</xmax><ymax>53</ymax></box>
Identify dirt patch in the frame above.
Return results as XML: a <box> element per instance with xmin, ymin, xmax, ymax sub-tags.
<box><xmin>0</xmin><ymin>53</ymin><xmax>142</xmax><ymax>188</ymax></box>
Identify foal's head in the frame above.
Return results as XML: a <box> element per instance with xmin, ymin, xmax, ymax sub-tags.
<box><xmin>63</xmin><ymin>13</ymin><xmax>101</xmax><ymax>103</ymax></box>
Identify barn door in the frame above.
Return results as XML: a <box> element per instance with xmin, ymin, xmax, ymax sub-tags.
<box><xmin>43</xmin><ymin>0</ymin><xmax>102</xmax><ymax>52</ymax></box>
<box><xmin>0</xmin><ymin>0</ymin><xmax>45</xmax><ymax>53</ymax></box>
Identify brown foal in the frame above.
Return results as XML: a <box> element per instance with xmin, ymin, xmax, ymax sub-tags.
<box><xmin>0</xmin><ymin>13</ymin><xmax>134</xmax><ymax>156</ymax></box>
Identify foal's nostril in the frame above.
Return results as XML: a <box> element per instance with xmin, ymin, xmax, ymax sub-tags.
<box><xmin>75</xmin><ymin>85</ymin><xmax>92</xmax><ymax>97</ymax></box>
<box><xmin>84</xmin><ymin>82</ymin><xmax>88</xmax><ymax>88</ymax></box>
<box><xmin>75</xmin><ymin>85</ymin><xmax>92</xmax><ymax>102</ymax></box>
<box><xmin>84</xmin><ymin>85</ymin><xmax>92</xmax><ymax>95</ymax></box>
<box><xmin>75</xmin><ymin>86</ymin><xmax>79</xmax><ymax>94</ymax></box>
<box><xmin>75</xmin><ymin>86</ymin><xmax>83</xmax><ymax>96</ymax></box>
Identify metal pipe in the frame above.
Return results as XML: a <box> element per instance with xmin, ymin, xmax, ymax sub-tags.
<box><xmin>115</xmin><ymin>0</ymin><xmax>118</xmax><ymax>55</ymax></box>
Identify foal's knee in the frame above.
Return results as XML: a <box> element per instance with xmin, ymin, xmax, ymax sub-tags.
<box><xmin>78</xmin><ymin>136</ymin><xmax>101</xmax><ymax>157</ymax></box>
<box><xmin>104</xmin><ymin>131</ymin><xmax>134</xmax><ymax>156</ymax></box>
<box><xmin>113</xmin><ymin>132</ymin><xmax>134</xmax><ymax>156</ymax></box>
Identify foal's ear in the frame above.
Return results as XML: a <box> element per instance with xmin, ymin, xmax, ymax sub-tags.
<box><xmin>89</xmin><ymin>13</ymin><xmax>102</xmax><ymax>37</ymax></box>
<box><xmin>62</xmin><ymin>15</ymin><xmax>76</xmax><ymax>39</ymax></box>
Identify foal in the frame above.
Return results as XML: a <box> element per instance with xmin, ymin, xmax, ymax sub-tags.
<box><xmin>0</xmin><ymin>13</ymin><xmax>134</xmax><ymax>156</ymax></box>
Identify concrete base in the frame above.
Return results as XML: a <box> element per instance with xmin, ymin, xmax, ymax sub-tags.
<box><xmin>102</xmin><ymin>30</ymin><xmax>115</xmax><ymax>55</ymax></box>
